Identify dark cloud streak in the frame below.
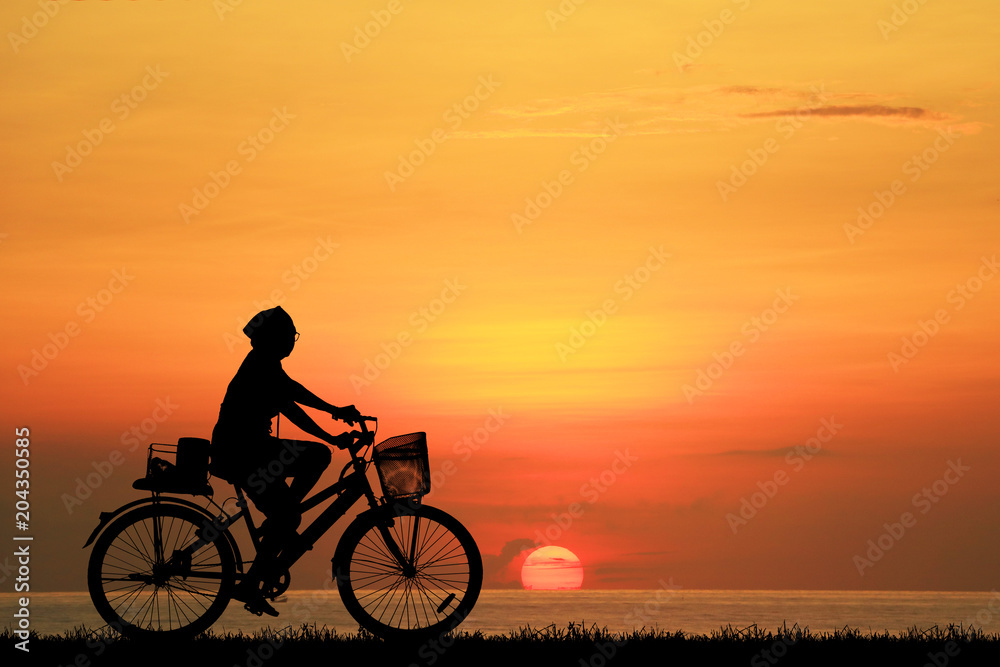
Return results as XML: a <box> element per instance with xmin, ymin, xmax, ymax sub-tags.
<box><xmin>742</xmin><ymin>104</ymin><xmax>930</xmax><ymax>119</ymax></box>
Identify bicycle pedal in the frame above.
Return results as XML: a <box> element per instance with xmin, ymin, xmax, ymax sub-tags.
<box><xmin>243</xmin><ymin>598</ymin><xmax>279</xmax><ymax>617</ymax></box>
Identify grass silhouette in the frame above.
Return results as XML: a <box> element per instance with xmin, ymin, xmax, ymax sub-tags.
<box><xmin>7</xmin><ymin>622</ymin><xmax>999</xmax><ymax>666</ymax></box>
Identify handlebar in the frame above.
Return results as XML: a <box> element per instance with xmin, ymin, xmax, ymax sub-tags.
<box><xmin>347</xmin><ymin>415</ymin><xmax>377</xmax><ymax>457</ymax></box>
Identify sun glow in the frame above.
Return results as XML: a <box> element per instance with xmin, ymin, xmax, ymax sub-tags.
<box><xmin>521</xmin><ymin>546</ymin><xmax>584</xmax><ymax>590</ymax></box>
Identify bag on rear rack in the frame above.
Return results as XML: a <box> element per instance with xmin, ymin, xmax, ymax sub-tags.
<box><xmin>133</xmin><ymin>438</ymin><xmax>213</xmax><ymax>496</ymax></box>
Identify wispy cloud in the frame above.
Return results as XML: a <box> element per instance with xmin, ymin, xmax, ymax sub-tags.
<box><xmin>742</xmin><ymin>104</ymin><xmax>933</xmax><ymax>119</ymax></box>
<box><xmin>452</xmin><ymin>83</ymin><xmax>983</xmax><ymax>139</ymax></box>
<box><xmin>711</xmin><ymin>447</ymin><xmax>832</xmax><ymax>458</ymax></box>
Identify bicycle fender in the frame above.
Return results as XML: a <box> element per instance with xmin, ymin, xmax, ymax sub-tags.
<box><xmin>83</xmin><ymin>497</ymin><xmax>163</xmax><ymax>548</ymax></box>
<box><xmin>349</xmin><ymin>498</ymin><xmax>424</xmax><ymax>525</ymax></box>
<box><xmin>82</xmin><ymin>496</ymin><xmax>244</xmax><ymax>572</ymax></box>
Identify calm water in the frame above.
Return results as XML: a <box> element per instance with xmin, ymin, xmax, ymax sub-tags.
<box><xmin>6</xmin><ymin>590</ymin><xmax>1000</xmax><ymax>637</ymax></box>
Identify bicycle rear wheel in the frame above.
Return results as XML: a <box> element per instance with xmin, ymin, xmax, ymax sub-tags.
<box><xmin>333</xmin><ymin>503</ymin><xmax>482</xmax><ymax>638</ymax></box>
<box><xmin>87</xmin><ymin>502</ymin><xmax>235</xmax><ymax>638</ymax></box>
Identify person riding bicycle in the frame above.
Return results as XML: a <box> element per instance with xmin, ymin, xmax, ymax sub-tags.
<box><xmin>210</xmin><ymin>305</ymin><xmax>361</xmax><ymax>616</ymax></box>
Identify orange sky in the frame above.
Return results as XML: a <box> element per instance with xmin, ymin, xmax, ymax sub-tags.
<box><xmin>1</xmin><ymin>1</ymin><xmax>999</xmax><ymax>592</ymax></box>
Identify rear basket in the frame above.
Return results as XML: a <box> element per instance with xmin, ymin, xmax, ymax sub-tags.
<box><xmin>133</xmin><ymin>437</ymin><xmax>212</xmax><ymax>495</ymax></box>
<box><xmin>373</xmin><ymin>432</ymin><xmax>430</xmax><ymax>500</ymax></box>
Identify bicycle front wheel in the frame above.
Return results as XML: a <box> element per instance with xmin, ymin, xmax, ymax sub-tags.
<box><xmin>87</xmin><ymin>502</ymin><xmax>235</xmax><ymax>638</ymax></box>
<box><xmin>333</xmin><ymin>503</ymin><xmax>482</xmax><ymax>638</ymax></box>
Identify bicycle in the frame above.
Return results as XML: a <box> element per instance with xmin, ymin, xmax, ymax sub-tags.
<box><xmin>83</xmin><ymin>416</ymin><xmax>482</xmax><ymax>640</ymax></box>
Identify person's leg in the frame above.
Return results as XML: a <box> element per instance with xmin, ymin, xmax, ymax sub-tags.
<box><xmin>234</xmin><ymin>439</ymin><xmax>330</xmax><ymax>614</ymax></box>
<box><xmin>234</xmin><ymin>442</ymin><xmax>303</xmax><ymax>615</ymax></box>
<box><xmin>277</xmin><ymin>438</ymin><xmax>332</xmax><ymax>504</ymax></box>
<box><xmin>235</xmin><ymin>481</ymin><xmax>299</xmax><ymax>616</ymax></box>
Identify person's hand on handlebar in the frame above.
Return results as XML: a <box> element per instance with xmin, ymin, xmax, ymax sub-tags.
<box><xmin>329</xmin><ymin>430</ymin><xmax>370</xmax><ymax>451</ymax></box>
<box><xmin>332</xmin><ymin>404</ymin><xmax>362</xmax><ymax>425</ymax></box>
<box><xmin>328</xmin><ymin>431</ymin><xmax>357</xmax><ymax>450</ymax></box>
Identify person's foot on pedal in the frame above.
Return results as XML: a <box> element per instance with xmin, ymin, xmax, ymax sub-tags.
<box><xmin>232</xmin><ymin>580</ymin><xmax>279</xmax><ymax>616</ymax></box>
<box><xmin>243</xmin><ymin>596</ymin><xmax>279</xmax><ymax>617</ymax></box>
<box><xmin>231</xmin><ymin>580</ymin><xmax>257</xmax><ymax>603</ymax></box>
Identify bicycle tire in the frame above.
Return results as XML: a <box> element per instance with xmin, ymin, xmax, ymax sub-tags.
<box><xmin>87</xmin><ymin>502</ymin><xmax>235</xmax><ymax>638</ymax></box>
<box><xmin>333</xmin><ymin>503</ymin><xmax>482</xmax><ymax>638</ymax></box>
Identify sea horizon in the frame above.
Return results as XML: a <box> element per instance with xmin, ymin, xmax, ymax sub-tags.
<box><xmin>7</xmin><ymin>589</ymin><xmax>1000</xmax><ymax>638</ymax></box>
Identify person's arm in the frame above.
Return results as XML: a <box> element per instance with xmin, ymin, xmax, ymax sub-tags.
<box><xmin>287</xmin><ymin>378</ymin><xmax>360</xmax><ymax>423</ymax></box>
<box><xmin>279</xmin><ymin>401</ymin><xmax>351</xmax><ymax>449</ymax></box>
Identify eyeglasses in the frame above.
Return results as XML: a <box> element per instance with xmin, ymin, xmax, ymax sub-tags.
<box><xmin>293</xmin><ymin>332</ymin><xmax>301</xmax><ymax>341</ymax></box>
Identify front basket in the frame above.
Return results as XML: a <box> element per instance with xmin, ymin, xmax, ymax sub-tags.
<box><xmin>372</xmin><ymin>432</ymin><xmax>430</xmax><ymax>500</ymax></box>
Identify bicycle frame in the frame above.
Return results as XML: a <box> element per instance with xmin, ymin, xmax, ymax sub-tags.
<box><xmin>173</xmin><ymin>417</ymin><xmax>411</xmax><ymax>583</ymax></box>
<box><xmin>86</xmin><ymin>414</ymin><xmax>480</xmax><ymax>639</ymax></box>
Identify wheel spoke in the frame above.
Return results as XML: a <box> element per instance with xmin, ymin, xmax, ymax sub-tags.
<box><xmin>338</xmin><ymin>505</ymin><xmax>481</xmax><ymax>636</ymax></box>
<box><xmin>89</xmin><ymin>504</ymin><xmax>234</xmax><ymax>638</ymax></box>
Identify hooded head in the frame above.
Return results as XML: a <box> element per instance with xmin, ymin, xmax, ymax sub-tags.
<box><xmin>243</xmin><ymin>306</ymin><xmax>297</xmax><ymax>358</ymax></box>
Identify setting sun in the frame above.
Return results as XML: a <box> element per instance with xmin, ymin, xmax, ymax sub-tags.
<box><xmin>521</xmin><ymin>546</ymin><xmax>584</xmax><ymax>591</ymax></box>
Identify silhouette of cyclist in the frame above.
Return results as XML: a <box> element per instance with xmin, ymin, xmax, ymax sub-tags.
<box><xmin>210</xmin><ymin>305</ymin><xmax>361</xmax><ymax>616</ymax></box>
